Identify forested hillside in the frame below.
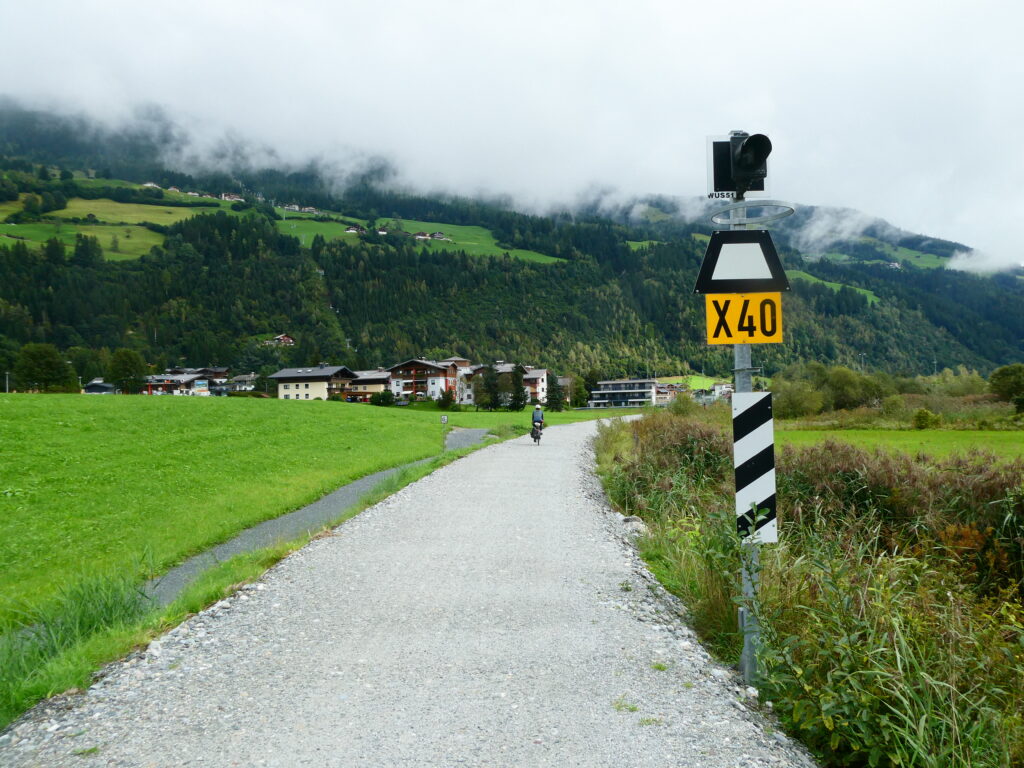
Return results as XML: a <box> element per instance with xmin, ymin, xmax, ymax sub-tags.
<box><xmin>1</xmin><ymin>100</ymin><xmax>1023</xmax><ymax>387</ymax></box>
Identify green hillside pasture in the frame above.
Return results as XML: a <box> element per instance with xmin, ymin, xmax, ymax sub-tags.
<box><xmin>381</xmin><ymin>218</ymin><xmax>560</xmax><ymax>264</ymax></box>
<box><xmin>0</xmin><ymin>219</ymin><xmax>162</xmax><ymax>259</ymax></box>
<box><xmin>627</xmin><ymin>240</ymin><xmax>661</xmax><ymax>251</ymax></box>
<box><xmin>862</xmin><ymin>236</ymin><xmax>949</xmax><ymax>269</ymax></box>
<box><xmin>56</xmin><ymin>198</ymin><xmax>210</xmax><ymax>226</ymax></box>
<box><xmin>691</xmin><ymin>233</ymin><xmax>710</xmax><ymax>243</ymax></box>
<box><xmin>787</xmin><ymin>269</ymin><xmax>880</xmax><ymax>305</ymax></box>
<box><xmin>0</xmin><ymin>395</ymin><xmax>445</xmax><ymax>627</ymax></box>
<box><xmin>276</xmin><ymin>218</ymin><xmax>361</xmax><ymax>246</ymax></box>
<box><xmin>0</xmin><ymin>199</ymin><xmax>22</xmax><ymax>220</ymax></box>
<box><xmin>777</xmin><ymin>428</ymin><xmax>1024</xmax><ymax>459</ymax></box>
<box><xmin>658</xmin><ymin>374</ymin><xmax>716</xmax><ymax>389</ymax></box>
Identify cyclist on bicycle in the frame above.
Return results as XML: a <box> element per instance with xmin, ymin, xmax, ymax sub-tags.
<box><xmin>531</xmin><ymin>404</ymin><xmax>545</xmax><ymax>430</ymax></box>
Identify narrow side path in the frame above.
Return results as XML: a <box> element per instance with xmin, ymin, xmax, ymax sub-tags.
<box><xmin>145</xmin><ymin>426</ymin><xmax>491</xmax><ymax>606</ymax></box>
<box><xmin>1</xmin><ymin>421</ymin><xmax>816</xmax><ymax>768</ymax></box>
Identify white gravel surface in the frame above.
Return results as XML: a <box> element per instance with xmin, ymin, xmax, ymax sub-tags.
<box><xmin>0</xmin><ymin>420</ymin><xmax>817</xmax><ymax>768</ymax></box>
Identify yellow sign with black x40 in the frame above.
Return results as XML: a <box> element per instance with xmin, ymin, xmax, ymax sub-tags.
<box><xmin>705</xmin><ymin>293</ymin><xmax>783</xmax><ymax>345</ymax></box>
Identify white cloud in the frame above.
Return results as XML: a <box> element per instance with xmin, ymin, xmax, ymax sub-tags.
<box><xmin>2</xmin><ymin>0</ymin><xmax>1023</xmax><ymax>264</ymax></box>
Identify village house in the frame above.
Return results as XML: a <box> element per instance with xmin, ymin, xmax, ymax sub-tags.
<box><xmin>229</xmin><ymin>372</ymin><xmax>259</xmax><ymax>392</ymax></box>
<box><xmin>220</xmin><ymin>193</ymin><xmax>245</xmax><ymax>202</ymax></box>
<box><xmin>269</xmin><ymin>364</ymin><xmax>358</xmax><ymax>400</ymax></box>
<box><xmin>263</xmin><ymin>334</ymin><xmax>296</xmax><ymax>347</ymax></box>
<box><xmin>345</xmin><ymin>225</ymin><xmax>366</xmax><ymax>234</ymax></box>
<box><xmin>144</xmin><ymin>373</ymin><xmax>211</xmax><ymax>396</ymax></box>
<box><xmin>388</xmin><ymin>359</ymin><xmax>459</xmax><ymax>401</ymax></box>
<box><xmin>347</xmin><ymin>369</ymin><xmax>391</xmax><ymax>402</ymax></box>
<box><xmin>523</xmin><ymin>367</ymin><xmax>549</xmax><ymax>403</ymax></box>
<box><xmin>587</xmin><ymin>378</ymin><xmax>658</xmax><ymax>408</ymax></box>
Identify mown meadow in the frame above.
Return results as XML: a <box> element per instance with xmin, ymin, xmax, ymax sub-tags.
<box><xmin>0</xmin><ymin>395</ymin><xmax>448</xmax><ymax>627</ymax></box>
<box><xmin>596</xmin><ymin>404</ymin><xmax>1024</xmax><ymax>768</ymax></box>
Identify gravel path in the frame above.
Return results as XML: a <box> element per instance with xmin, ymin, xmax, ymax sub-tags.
<box><xmin>146</xmin><ymin>427</ymin><xmax>493</xmax><ymax>607</ymax></box>
<box><xmin>0</xmin><ymin>421</ymin><xmax>817</xmax><ymax>768</ymax></box>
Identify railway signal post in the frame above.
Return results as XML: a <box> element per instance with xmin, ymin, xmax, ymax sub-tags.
<box><xmin>696</xmin><ymin>131</ymin><xmax>794</xmax><ymax>683</ymax></box>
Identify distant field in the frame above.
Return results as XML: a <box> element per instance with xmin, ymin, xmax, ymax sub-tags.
<box><xmin>787</xmin><ymin>269</ymin><xmax>880</xmax><ymax>305</ymax></box>
<box><xmin>862</xmin><ymin>236</ymin><xmax>948</xmax><ymax>269</ymax></box>
<box><xmin>0</xmin><ymin>199</ymin><xmax>22</xmax><ymax>219</ymax></box>
<box><xmin>691</xmin><ymin>233</ymin><xmax>710</xmax><ymax>243</ymax></box>
<box><xmin>0</xmin><ymin>395</ymin><xmax>446</xmax><ymax>625</ymax></box>
<box><xmin>777</xmin><ymin>428</ymin><xmax>1024</xmax><ymax>459</ymax></box>
<box><xmin>658</xmin><ymin>374</ymin><xmax>716</xmax><ymax>389</ymax></box>
<box><xmin>627</xmin><ymin>240</ymin><xmax>660</xmax><ymax>251</ymax></box>
<box><xmin>276</xmin><ymin>218</ymin><xmax>361</xmax><ymax>246</ymax></box>
<box><xmin>56</xmin><ymin>198</ymin><xmax>213</xmax><ymax>226</ymax></box>
<box><xmin>0</xmin><ymin>217</ymin><xmax>163</xmax><ymax>259</ymax></box>
<box><xmin>380</xmin><ymin>218</ymin><xmax>560</xmax><ymax>264</ymax></box>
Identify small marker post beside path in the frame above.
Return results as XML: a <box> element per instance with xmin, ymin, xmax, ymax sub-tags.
<box><xmin>695</xmin><ymin>130</ymin><xmax>794</xmax><ymax>684</ymax></box>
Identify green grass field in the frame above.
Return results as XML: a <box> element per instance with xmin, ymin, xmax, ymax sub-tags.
<box><xmin>657</xmin><ymin>374</ymin><xmax>716</xmax><ymax>388</ymax></box>
<box><xmin>0</xmin><ymin>395</ymin><xmax>451</xmax><ymax>626</ymax></box>
<box><xmin>777</xmin><ymin>428</ymin><xmax>1024</xmax><ymax>459</ymax></box>
<box><xmin>787</xmin><ymin>269</ymin><xmax>880</xmax><ymax>305</ymax></box>
<box><xmin>276</xmin><ymin>218</ymin><xmax>361</xmax><ymax>246</ymax></box>
<box><xmin>0</xmin><ymin>219</ymin><xmax>163</xmax><ymax>259</ymax></box>
<box><xmin>379</xmin><ymin>218</ymin><xmax>559</xmax><ymax>264</ymax></box>
<box><xmin>627</xmin><ymin>240</ymin><xmax>661</xmax><ymax>251</ymax></box>
<box><xmin>0</xmin><ymin>396</ymin><xmax>640</xmax><ymax>626</ymax></box>
<box><xmin>861</xmin><ymin>236</ymin><xmax>949</xmax><ymax>269</ymax></box>
<box><xmin>56</xmin><ymin>198</ymin><xmax>215</xmax><ymax>226</ymax></box>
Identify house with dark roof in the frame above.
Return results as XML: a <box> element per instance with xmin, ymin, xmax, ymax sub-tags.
<box><xmin>269</xmin><ymin>365</ymin><xmax>358</xmax><ymax>400</ymax></box>
<box><xmin>348</xmin><ymin>369</ymin><xmax>392</xmax><ymax>402</ymax></box>
<box><xmin>387</xmin><ymin>359</ymin><xmax>459</xmax><ymax>401</ymax></box>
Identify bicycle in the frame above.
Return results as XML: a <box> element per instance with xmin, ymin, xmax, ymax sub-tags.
<box><xmin>530</xmin><ymin>422</ymin><xmax>543</xmax><ymax>445</ymax></box>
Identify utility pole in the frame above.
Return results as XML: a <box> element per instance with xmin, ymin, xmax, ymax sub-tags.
<box><xmin>4</xmin><ymin>371</ymin><xmax>9</xmax><ymax>393</ymax></box>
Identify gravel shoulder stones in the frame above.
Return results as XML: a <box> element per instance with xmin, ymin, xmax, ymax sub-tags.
<box><xmin>0</xmin><ymin>420</ymin><xmax>817</xmax><ymax>768</ymax></box>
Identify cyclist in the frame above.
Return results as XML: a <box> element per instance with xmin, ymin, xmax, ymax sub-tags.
<box><xmin>531</xmin><ymin>404</ymin><xmax>545</xmax><ymax>429</ymax></box>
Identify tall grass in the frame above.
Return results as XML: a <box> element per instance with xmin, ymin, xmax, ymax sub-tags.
<box><xmin>594</xmin><ymin>413</ymin><xmax>1024</xmax><ymax>767</ymax></box>
<box><xmin>0</xmin><ymin>572</ymin><xmax>148</xmax><ymax>726</ymax></box>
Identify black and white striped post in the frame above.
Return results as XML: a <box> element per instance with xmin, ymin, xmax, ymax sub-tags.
<box><xmin>733</xmin><ymin>391</ymin><xmax>776</xmax><ymax>683</ymax></box>
<box><xmin>733</xmin><ymin>392</ymin><xmax>777</xmax><ymax>543</ymax></box>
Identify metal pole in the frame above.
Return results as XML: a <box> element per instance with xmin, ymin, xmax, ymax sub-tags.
<box><xmin>732</xmin><ymin>201</ymin><xmax>761</xmax><ymax>685</ymax></box>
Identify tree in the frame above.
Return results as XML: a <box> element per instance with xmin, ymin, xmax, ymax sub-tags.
<box><xmin>14</xmin><ymin>343</ymin><xmax>74</xmax><ymax>392</ymax></box>
<box><xmin>483</xmin><ymin>366</ymin><xmax>501</xmax><ymax>411</ymax></box>
<box><xmin>989</xmin><ymin>363</ymin><xmax>1024</xmax><ymax>402</ymax></box>
<box><xmin>437</xmin><ymin>387</ymin><xmax>455</xmax><ymax>410</ymax></box>
<box><xmin>59</xmin><ymin>168</ymin><xmax>73</xmax><ymax>181</ymax></box>
<box><xmin>37</xmin><ymin>165</ymin><xmax>50</xmax><ymax>181</ymax></box>
<box><xmin>110</xmin><ymin>234</ymin><xmax>120</xmax><ymax>253</ymax></box>
<box><xmin>546</xmin><ymin>373</ymin><xmax>565</xmax><ymax>412</ymax></box>
<box><xmin>43</xmin><ymin>238</ymin><xmax>66</xmax><ymax>265</ymax></box>
<box><xmin>571</xmin><ymin>377</ymin><xmax>590</xmax><ymax>408</ymax></box>
<box><xmin>72</xmin><ymin>234</ymin><xmax>103</xmax><ymax>267</ymax></box>
<box><xmin>108</xmin><ymin>348</ymin><xmax>148</xmax><ymax>393</ymax></box>
<box><xmin>508</xmin><ymin>368</ymin><xmax>527</xmax><ymax>411</ymax></box>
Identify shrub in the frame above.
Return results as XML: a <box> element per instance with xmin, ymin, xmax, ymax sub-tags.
<box><xmin>369</xmin><ymin>390</ymin><xmax>395</xmax><ymax>406</ymax></box>
<box><xmin>912</xmin><ymin>408</ymin><xmax>941</xmax><ymax>429</ymax></box>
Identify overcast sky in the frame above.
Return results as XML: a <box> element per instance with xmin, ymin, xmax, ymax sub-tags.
<box><xmin>4</xmin><ymin>1</ymin><xmax>1022</xmax><ymax>267</ymax></box>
